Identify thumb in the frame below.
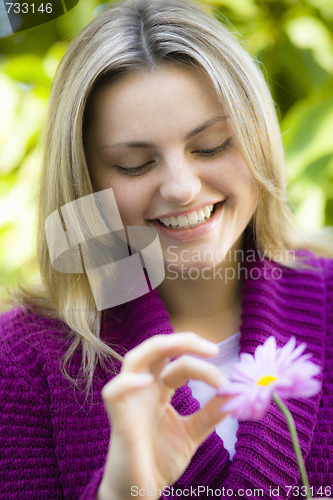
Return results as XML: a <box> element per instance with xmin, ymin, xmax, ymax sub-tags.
<box><xmin>184</xmin><ymin>393</ymin><xmax>235</xmax><ymax>445</ymax></box>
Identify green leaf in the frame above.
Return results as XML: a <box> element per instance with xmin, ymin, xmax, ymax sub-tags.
<box><xmin>282</xmin><ymin>96</ymin><xmax>333</xmax><ymax>179</ymax></box>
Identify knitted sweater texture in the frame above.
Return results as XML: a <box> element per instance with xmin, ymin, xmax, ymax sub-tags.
<box><xmin>1</xmin><ymin>253</ymin><xmax>333</xmax><ymax>499</ymax></box>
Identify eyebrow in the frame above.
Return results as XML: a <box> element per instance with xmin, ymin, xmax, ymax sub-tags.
<box><xmin>99</xmin><ymin>115</ymin><xmax>228</xmax><ymax>150</ymax></box>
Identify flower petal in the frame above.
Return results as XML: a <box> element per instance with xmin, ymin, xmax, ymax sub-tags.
<box><xmin>223</xmin><ymin>335</ymin><xmax>322</xmax><ymax>421</ymax></box>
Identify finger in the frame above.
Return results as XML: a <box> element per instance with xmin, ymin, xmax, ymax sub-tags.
<box><xmin>160</xmin><ymin>355</ymin><xmax>227</xmax><ymax>391</ymax></box>
<box><xmin>122</xmin><ymin>333</ymin><xmax>219</xmax><ymax>375</ymax></box>
<box><xmin>184</xmin><ymin>392</ymin><xmax>235</xmax><ymax>445</ymax></box>
<box><xmin>101</xmin><ymin>372</ymin><xmax>154</xmax><ymax>411</ymax></box>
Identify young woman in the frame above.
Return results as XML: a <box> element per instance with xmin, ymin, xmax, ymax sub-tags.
<box><xmin>1</xmin><ymin>0</ymin><xmax>332</xmax><ymax>499</ymax></box>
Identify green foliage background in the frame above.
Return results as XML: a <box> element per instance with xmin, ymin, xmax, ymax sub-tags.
<box><xmin>1</xmin><ymin>0</ymin><xmax>333</xmax><ymax>292</ymax></box>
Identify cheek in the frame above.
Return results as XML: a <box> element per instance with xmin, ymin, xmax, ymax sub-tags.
<box><xmin>208</xmin><ymin>155</ymin><xmax>259</xmax><ymax>204</ymax></box>
<box><xmin>105</xmin><ymin>181</ymin><xmax>151</xmax><ymax>225</ymax></box>
<box><xmin>88</xmin><ymin>174</ymin><xmax>136</xmax><ymax>224</ymax></box>
<box><xmin>219</xmin><ymin>160</ymin><xmax>259</xmax><ymax>217</ymax></box>
<box><xmin>237</xmin><ymin>176</ymin><xmax>259</xmax><ymax>219</ymax></box>
<box><xmin>228</xmin><ymin>155</ymin><xmax>259</xmax><ymax>202</ymax></box>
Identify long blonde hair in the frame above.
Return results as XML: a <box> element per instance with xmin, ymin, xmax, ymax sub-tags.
<box><xmin>12</xmin><ymin>0</ymin><xmax>333</xmax><ymax>391</ymax></box>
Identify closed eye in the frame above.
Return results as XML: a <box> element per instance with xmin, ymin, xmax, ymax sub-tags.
<box><xmin>115</xmin><ymin>161</ymin><xmax>155</xmax><ymax>176</ymax></box>
<box><xmin>194</xmin><ymin>138</ymin><xmax>232</xmax><ymax>157</ymax></box>
<box><xmin>114</xmin><ymin>137</ymin><xmax>232</xmax><ymax>176</ymax></box>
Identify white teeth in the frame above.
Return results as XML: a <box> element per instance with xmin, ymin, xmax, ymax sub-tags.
<box><xmin>188</xmin><ymin>212</ymin><xmax>199</xmax><ymax>225</ymax></box>
<box><xmin>197</xmin><ymin>209</ymin><xmax>205</xmax><ymax>222</ymax></box>
<box><xmin>178</xmin><ymin>215</ymin><xmax>188</xmax><ymax>227</ymax></box>
<box><xmin>203</xmin><ymin>206</ymin><xmax>211</xmax><ymax>218</ymax></box>
<box><xmin>158</xmin><ymin>203</ymin><xmax>215</xmax><ymax>228</ymax></box>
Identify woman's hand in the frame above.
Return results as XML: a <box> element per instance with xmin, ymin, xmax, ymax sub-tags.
<box><xmin>97</xmin><ymin>332</ymin><xmax>232</xmax><ymax>500</ymax></box>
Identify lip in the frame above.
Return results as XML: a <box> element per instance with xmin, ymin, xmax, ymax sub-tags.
<box><xmin>151</xmin><ymin>201</ymin><xmax>224</xmax><ymax>220</ymax></box>
<box><xmin>148</xmin><ymin>200</ymin><xmax>225</xmax><ymax>242</ymax></box>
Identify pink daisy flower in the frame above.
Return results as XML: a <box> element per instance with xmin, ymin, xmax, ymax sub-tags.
<box><xmin>219</xmin><ymin>336</ymin><xmax>321</xmax><ymax>421</ymax></box>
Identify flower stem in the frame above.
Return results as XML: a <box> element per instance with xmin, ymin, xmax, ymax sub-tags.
<box><xmin>273</xmin><ymin>394</ymin><xmax>311</xmax><ymax>499</ymax></box>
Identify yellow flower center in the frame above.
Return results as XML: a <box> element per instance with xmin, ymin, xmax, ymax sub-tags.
<box><xmin>257</xmin><ymin>375</ymin><xmax>277</xmax><ymax>386</ymax></box>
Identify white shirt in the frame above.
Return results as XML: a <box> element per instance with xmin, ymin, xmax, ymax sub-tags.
<box><xmin>188</xmin><ymin>332</ymin><xmax>241</xmax><ymax>459</ymax></box>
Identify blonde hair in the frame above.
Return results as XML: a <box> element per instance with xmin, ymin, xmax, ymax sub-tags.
<box><xmin>12</xmin><ymin>0</ymin><xmax>333</xmax><ymax>391</ymax></box>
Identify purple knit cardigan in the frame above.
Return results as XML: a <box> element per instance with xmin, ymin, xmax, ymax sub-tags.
<box><xmin>1</xmin><ymin>253</ymin><xmax>332</xmax><ymax>500</ymax></box>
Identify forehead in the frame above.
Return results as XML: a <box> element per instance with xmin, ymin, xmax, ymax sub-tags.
<box><xmin>86</xmin><ymin>64</ymin><xmax>226</xmax><ymax>141</ymax></box>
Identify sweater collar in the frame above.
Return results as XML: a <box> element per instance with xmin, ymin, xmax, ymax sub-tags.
<box><xmin>103</xmin><ymin>250</ymin><xmax>327</xmax><ymax>496</ymax></box>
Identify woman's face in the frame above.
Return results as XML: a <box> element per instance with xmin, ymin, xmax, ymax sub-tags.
<box><xmin>85</xmin><ymin>64</ymin><xmax>259</xmax><ymax>271</ymax></box>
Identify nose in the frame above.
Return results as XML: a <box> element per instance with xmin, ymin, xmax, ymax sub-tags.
<box><xmin>159</xmin><ymin>156</ymin><xmax>201</xmax><ymax>206</ymax></box>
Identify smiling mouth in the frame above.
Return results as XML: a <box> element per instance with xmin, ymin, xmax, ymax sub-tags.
<box><xmin>154</xmin><ymin>203</ymin><xmax>220</xmax><ymax>230</ymax></box>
